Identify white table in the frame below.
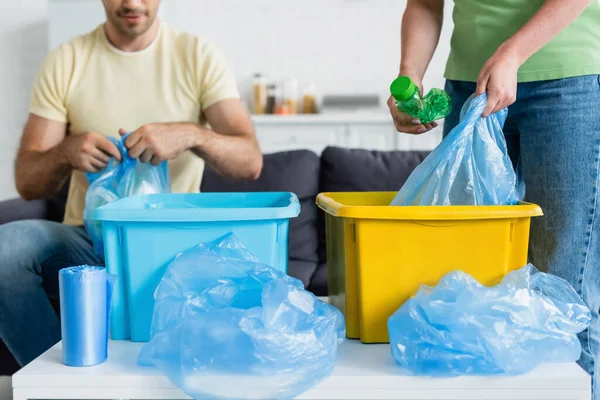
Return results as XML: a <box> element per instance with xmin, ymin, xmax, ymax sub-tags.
<box><xmin>12</xmin><ymin>339</ymin><xmax>591</xmax><ymax>400</ymax></box>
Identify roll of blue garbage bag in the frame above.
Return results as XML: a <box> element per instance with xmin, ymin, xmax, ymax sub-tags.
<box><xmin>58</xmin><ymin>265</ymin><xmax>116</xmax><ymax>367</ymax></box>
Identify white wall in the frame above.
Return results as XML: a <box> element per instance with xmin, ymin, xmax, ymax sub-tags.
<box><xmin>0</xmin><ymin>0</ymin><xmax>454</xmax><ymax>201</ymax></box>
<box><xmin>0</xmin><ymin>0</ymin><xmax>49</xmax><ymax>201</ymax></box>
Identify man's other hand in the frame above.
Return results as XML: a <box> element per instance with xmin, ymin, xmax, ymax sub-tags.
<box><xmin>121</xmin><ymin>124</ymin><xmax>197</xmax><ymax>166</ymax></box>
<box><xmin>62</xmin><ymin>132</ymin><xmax>122</xmax><ymax>172</ymax></box>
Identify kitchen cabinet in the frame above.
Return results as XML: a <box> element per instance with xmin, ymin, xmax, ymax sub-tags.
<box><xmin>254</xmin><ymin>125</ymin><xmax>343</xmax><ymax>155</ymax></box>
<box><xmin>251</xmin><ymin>114</ymin><xmax>442</xmax><ymax>155</ymax></box>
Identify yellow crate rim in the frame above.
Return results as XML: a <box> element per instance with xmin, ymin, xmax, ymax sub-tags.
<box><xmin>316</xmin><ymin>192</ymin><xmax>543</xmax><ymax>221</ymax></box>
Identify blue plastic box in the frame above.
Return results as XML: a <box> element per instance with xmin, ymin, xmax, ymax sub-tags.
<box><xmin>93</xmin><ymin>192</ymin><xmax>301</xmax><ymax>342</ymax></box>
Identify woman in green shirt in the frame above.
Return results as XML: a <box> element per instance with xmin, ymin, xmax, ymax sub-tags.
<box><xmin>389</xmin><ymin>0</ymin><xmax>600</xmax><ymax>397</ymax></box>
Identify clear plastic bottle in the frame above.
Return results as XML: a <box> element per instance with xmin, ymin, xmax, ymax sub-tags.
<box><xmin>390</xmin><ymin>76</ymin><xmax>452</xmax><ymax>124</ymax></box>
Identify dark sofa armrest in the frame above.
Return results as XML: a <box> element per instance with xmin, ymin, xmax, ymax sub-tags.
<box><xmin>0</xmin><ymin>197</ymin><xmax>47</xmax><ymax>225</ymax></box>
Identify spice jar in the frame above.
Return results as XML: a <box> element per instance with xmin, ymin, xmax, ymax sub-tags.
<box><xmin>252</xmin><ymin>73</ymin><xmax>267</xmax><ymax>114</ymax></box>
<box><xmin>265</xmin><ymin>83</ymin><xmax>278</xmax><ymax>114</ymax></box>
<box><xmin>283</xmin><ymin>78</ymin><xmax>299</xmax><ymax>115</ymax></box>
<box><xmin>301</xmin><ymin>82</ymin><xmax>318</xmax><ymax>114</ymax></box>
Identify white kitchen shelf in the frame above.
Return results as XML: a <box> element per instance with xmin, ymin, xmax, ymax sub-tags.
<box><xmin>251</xmin><ymin>112</ymin><xmax>442</xmax><ymax>154</ymax></box>
<box><xmin>251</xmin><ymin>113</ymin><xmax>393</xmax><ymax>125</ymax></box>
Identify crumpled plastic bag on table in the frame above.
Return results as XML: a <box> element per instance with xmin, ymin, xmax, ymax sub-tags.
<box><xmin>83</xmin><ymin>132</ymin><xmax>171</xmax><ymax>256</ymax></box>
<box><xmin>388</xmin><ymin>264</ymin><xmax>591</xmax><ymax>376</ymax></box>
<box><xmin>138</xmin><ymin>233</ymin><xmax>346</xmax><ymax>400</ymax></box>
<box><xmin>391</xmin><ymin>93</ymin><xmax>520</xmax><ymax>206</ymax></box>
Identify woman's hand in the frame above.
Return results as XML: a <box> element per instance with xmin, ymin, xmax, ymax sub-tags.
<box><xmin>388</xmin><ymin>77</ymin><xmax>438</xmax><ymax>135</ymax></box>
<box><xmin>476</xmin><ymin>44</ymin><xmax>522</xmax><ymax>117</ymax></box>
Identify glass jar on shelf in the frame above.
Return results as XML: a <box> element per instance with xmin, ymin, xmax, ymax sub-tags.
<box><xmin>301</xmin><ymin>82</ymin><xmax>318</xmax><ymax>114</ymax></box>
<box><xmin>252</xmin><ymin>73</ymin><xmax>267</xmax><ymax>114</ymax></box>
<box><xmin>265</xmin><ymin>83</ymin><xmax>278</xmax><ymax>114</ymax></box>
<box><xmin>283</xmin><ymin>77</ymin><xmax>299</xmax><ymax>115</ymax></box>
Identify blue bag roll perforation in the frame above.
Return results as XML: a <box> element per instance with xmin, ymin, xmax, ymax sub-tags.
<box><xmin>59</xmin><ymin>265</ymin><xmax>117</xmax><ymax>367</ymax></box>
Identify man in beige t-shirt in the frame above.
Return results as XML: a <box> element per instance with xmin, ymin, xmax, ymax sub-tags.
<box><xmin>0</xmin><ymin>0</ymin><xmax>262</xmax><ymax>366</ymax></box>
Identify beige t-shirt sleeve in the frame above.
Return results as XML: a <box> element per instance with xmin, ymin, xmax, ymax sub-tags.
<box><xmin>29</xmin><ymin>44</ymin><xmax>73</xmax><ymax>123</ymax></box>
<box><xmin>196</xmin><ymin>41</ymin><xmax>240</xmax><ymax>109</ymax></box>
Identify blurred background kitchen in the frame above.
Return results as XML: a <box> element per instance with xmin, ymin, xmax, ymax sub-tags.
<box><xmin>0</xmin><ymin>0</ymin><xmax>454</xmax><ymax>201</ymax></box>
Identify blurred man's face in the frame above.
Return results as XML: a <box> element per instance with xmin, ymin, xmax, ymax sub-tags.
<box><xmin>102</xmin><ymin>0</ymin><xmax>159</xmax><ymax>39</ymax></box>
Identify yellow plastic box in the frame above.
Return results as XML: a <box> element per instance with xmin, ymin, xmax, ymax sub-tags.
<box><xmin>317</xmin><ymin>192</ymin><xmax>543</xmax><ymax>343</ymax></box>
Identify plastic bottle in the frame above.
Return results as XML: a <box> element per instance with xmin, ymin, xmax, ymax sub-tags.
<box><xmin>390</xmin><ymin>76</ymin><xmax>452</xmax><ymax>124</ymax></box>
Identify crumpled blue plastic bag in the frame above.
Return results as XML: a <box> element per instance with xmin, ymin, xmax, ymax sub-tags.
<box><xmin>138</xmin><ymin>233</ymin><xmax>345</xmax><ymax>400</ymax></box>
<box><xmin>83</xmin><ymin>133</ymin><xmax>171</xmax><ymax>256</ymax></box>
<box><xmin>391</xmin><ymin>93</ymin><xmax>519</xmax><ymax>206</ymax></box>
<box><xmin>388</xmin><ymin>264</ymin><xmax>591</xmax><ymax>376</ymax></box>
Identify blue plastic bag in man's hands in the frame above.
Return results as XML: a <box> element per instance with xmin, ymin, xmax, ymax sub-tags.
<box><xmin>388</xmin><ymin>264</ymin><xmax>591</xmax><ymax>376</ymax></box>
<box><xmin>391</xmin><ymin>93</ymin><xmax>519</xmax><ymax>206</ymax></box>
<box><xmin>83</xmin><ymin>133</ymin><xmax>170</xmax><ymax>257</ymax></box>
<box><xmin>138</xmin><ymin>233</ymin><xmax>345</xmax><ymax>400</ymax></box>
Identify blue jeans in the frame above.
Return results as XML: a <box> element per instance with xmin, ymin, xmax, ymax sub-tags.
<box><xmin>444</xmin><ymin>75</ymin><xmax>600</xmax><ymax>398</ymax></box>
<box><xmin>0</xmin><ymin>220</ymin><xmax>102</xmax><ymax>366</ymax></box>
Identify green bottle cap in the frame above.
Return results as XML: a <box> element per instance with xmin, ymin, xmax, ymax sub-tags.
<box><xmin>390</xmin><ymin>76</ymin><xmax>418</xmax><ymax>101</ymax></box>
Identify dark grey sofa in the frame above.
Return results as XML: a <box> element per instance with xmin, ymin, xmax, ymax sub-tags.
<box><xmin>0</xmin><ymin>146</ymin><xmax>428</xmax><ymax>375</ymax></box>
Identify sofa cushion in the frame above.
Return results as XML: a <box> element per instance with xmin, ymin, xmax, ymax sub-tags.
<box><xmin>319</xmin><ymin>146</ymin><xmax>429</xmax><ymax>192</ymax></box>
<box><xmin>200</xmin><ymin>150</ymin><xmax>321</xmax><ymax>289</ymax></box>
<box><xmin>308</xmin><ymin>262</ymin><xmax>328</xmax><ymax>297</ymax></box>
<box><xmin>313</xmin><ymin>146</ymin><xmax>429</xmax><ymax>293</ymax></box>
<box><xmin>0</xmin><ymin>198</ymin><xmax>47</xmax><ymax>225</ymax></box>
<box><xmin>46</xmin><ymin>178</ymin><xmax>70</xmax><ymax>222</ymax></box>
<box><xmin>0</xmin><ymin>178</ymin><xmax>69</xmax><ymax>226</ymax></box>
<box><xmin>288</xmin><ymin>260</ymin><xmax>318</xmax><ymax>291</ymax></box>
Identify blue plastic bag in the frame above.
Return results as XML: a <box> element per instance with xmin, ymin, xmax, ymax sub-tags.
<box><xmin>138</xmin><ymin>233</ymin><xmax>345</xmax><ymax>400</ymax></box>
<box><xmin>83</xmin><ymin>133</ymin><xmax>170</xmax><ymax>256</ymax></box>
<box><xmin>391</xmin><ymin>93</ymin><xmax>519</xmax><ymax>206</ymax></box>
<box><xmin>388</xmin><ymin>264</ymin><xmax>591</xmax><ymax>376</ymax></box>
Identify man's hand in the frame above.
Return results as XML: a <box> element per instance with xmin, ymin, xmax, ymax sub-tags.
<box><xmin>476</xmin><ymin>44</ymin><xmax>522</xmax><ymax>117</ymax></box>
<box><xmin>62</xmin><ymin>132</ymin><xmax>121</xmax><ymax>172</ymax></box>
<box><xmin>388</xmin><ymin>78</ymin><xmax>438</xmax><ymax>135</ymax></box>
<box><xmin>121</xmin><ymin>123</ymin><xmax>197</xmax><ymax>166</ymax></box>
<box><xmin>120</xmin><ymin>99</ymin><xmax>262</xmax><ymax>180</ymax></box>
<box><xmin>16</xmin><ymin>115</ymin><xmax>123</xmax><ymax>200</ymax></box>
